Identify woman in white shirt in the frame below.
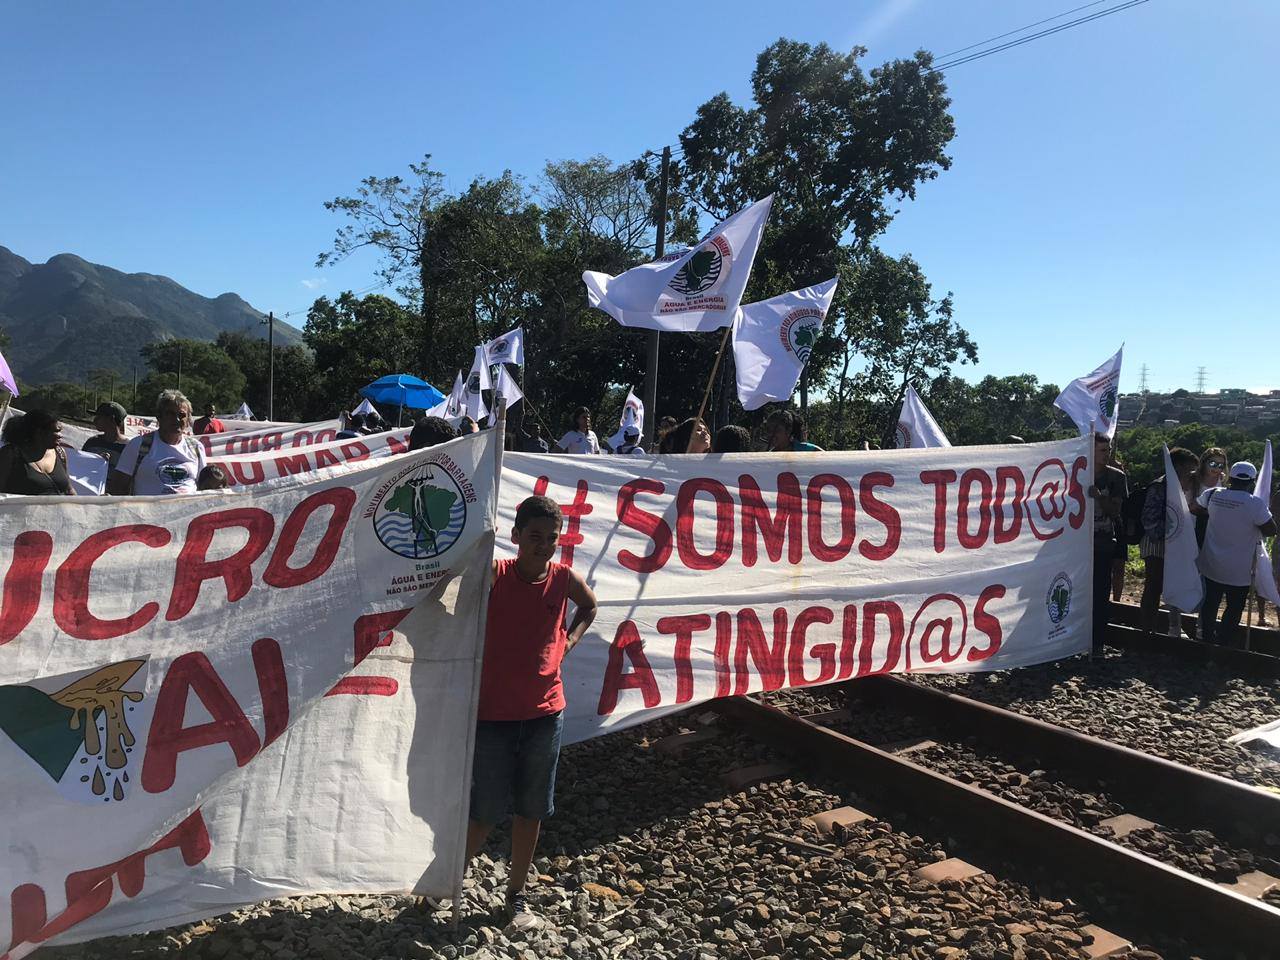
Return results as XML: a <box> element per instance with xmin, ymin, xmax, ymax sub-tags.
<box><xmin>555</xmin><ymin>407</ymin><xmax>600</xmax><ymax>454</ymax></box>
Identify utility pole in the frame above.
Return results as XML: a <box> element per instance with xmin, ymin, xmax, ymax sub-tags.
<box><xmin>1195</xmin><ymin>366</ymin><xmax>1208</xmax><ymax>394</ymax></box>
<box><xmin>1138</xmin><ymin>364</ymin><xmax>1149</xmax><ymax>394</ymax></box>
<box><xmin>263</xmin><ymin>311</ymin><xmax>276</xmax><ymax>420</ymax></box>
<box><xmin>131</xmin><ymin>360</ymin><xmax>138</xmax><ymax>412</ymax></box>
<box><xmin>642</xmin><ymin>146</ymin><xmax>671</xmax><ymax>449</ymax></box>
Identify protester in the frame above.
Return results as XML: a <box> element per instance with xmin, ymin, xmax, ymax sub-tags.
<box><xmin>408</xmin><ymin>415</ymin><xmax>458</xmax><ymax>451</ymax></box>
<box><xmin>459</xmin><ymin>416</ymin><xmax>480</xmax><ymax>435</ymax></box>
<box><xmin>1191</xmin><ymin>461</ymin><xmax>1277</xmax><ymax>647</ymax></box>
<box><xmin>1136</xmin><ymin>447</ymin><xmax>1198</xmax><ymax>636</ymax></box>
<box><xmin>108</xmin><ymin>389</ymin><xmax>206</xmax><ymax>495</ymax></box>
<box><xmin>1090</xmin><ymin>435</ymin><xmax>1128</xmax><ymax>653</ymax></box>
<box><xmin>336</xmin><ymin>414</ymin><xmax>365</xmax><ymax>440</ymax></box>
<box><xmin>82</xmin><ymin>401</ymin><xmax>129</xmax><ymax>468</ymax></box>
<box><xmin>0</xmin><ymin>409</ymin><xmax>74</xmax><ymax>496</ymax></box>
<box><xmin>192</xmin><ymin>403</ymin><xmax>226</xmax><ymax>435</ymax></box>
<box><xmin>659</xmin><ymin>417</ymin><xmax>711</xmax><ymax>454</ymax></box>
<box><xmin>612</xmin><ymin>425</ymin><xmax>645</xmax><ymax>456</ymax></box>
<box><xmin>554</xmin><ymin>407</ymin><xmax>600</xmax><ymax>454</ymax></box>
<box><xmin>1197</xmin><ymin>447</ymin><xmax>1227</xmax><ymax>493</ymax></box>
<box><xmin>197</xmin><ymin>465</ymin><xmax>229</xmax><ymax>490</ymax></box>
<box><xmin>655</xmin><ymin>416</ymin><xmax>678</xmax><ymax>447</ymax></box>
<box><xmin>468</xmin><ymin>496</ymin><xmax>598</xmax><ymax>930</ymax></box>
<box><xmin>362</xmin><ymin>410</ymin><xmax>386</xmax><ymax>434</ymax></box>
<box><xmin>520</xmin><ymin>424</ymin><xmax>550</xmax><ymax>454</ymax></box>
<box><xmin>766</xmin><ymin>409</ymin><xmax>822</xmax><ymax>452</ymax></box>
<box><xmin>713</xmin><ymin>424</ymin><xmax>752</xmax><ymax>453</ymax></box>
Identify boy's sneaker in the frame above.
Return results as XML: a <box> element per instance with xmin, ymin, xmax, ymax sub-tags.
<box><xmin>506</xmin><ymin>891</ymin><xmax>541</xmax><ymax>931</ymax></box>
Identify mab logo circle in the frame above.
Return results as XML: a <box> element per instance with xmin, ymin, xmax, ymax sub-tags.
<box><xmin>668</xmin><ymin>236</ymin><xmax>731</xmax><ymax>297</ymax></box>
<box><xmin>895</xmin><ymin>421</ymin><xmax>911</xmax><ymax>449</ymax></box>
<box><xmin>373</xmin><ymin>461</ymin><xmax>468</xmax><ymax>559</ymax></box>
<box><xmin>779</xmin><ymin>309</ymin><xmax>822</xmax><ymax>364</ymax></box>
<box><xmin>1046</xmin><ymin>572</ymin><xmax>1073</xmax><ymax>625</ymax></box>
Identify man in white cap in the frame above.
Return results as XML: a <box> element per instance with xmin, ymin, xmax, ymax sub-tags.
<box><xmin>1192</xmin><ymin>461</ymin><xmax>1277</xmax><ymax>647</ymax></box>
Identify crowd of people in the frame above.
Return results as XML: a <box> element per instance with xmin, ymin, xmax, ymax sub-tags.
<box><xmin>1092</xmin><ymin>438</ymin><xmax>1278</xmax><ymax>651</ymax></box>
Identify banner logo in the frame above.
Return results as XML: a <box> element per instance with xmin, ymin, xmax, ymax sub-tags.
<box><xmin>895</xmin><ymin>421</ymin><xmax>911</xmax><ymax>449</ymax></box>
<box><xmin>373</xmin><ymin>462</ymin><xmax>468</xmax><ymax>559</ymax></box>
<box><xmin>1</xmin><ymin>659</ymin><xmax>148</xmax><ymax>805</ymax></box>
<box><xmin>779</xmin><ymin>308</ymin><xmax>822</xmax><ymax>364</ymax></box>
<box><xmin>1046</xmin><ymin>572</ymin><xmax>1073</xmax><ymax>624</ymax></box>
<box><xmin>1098</xmin><ymin>385</ymin><xmax>1117</xmax><ymax>420</ymax></box>
<box><xmin>466</xmin><ymin>373</ymin><xmax>483</xmax><ymax>395</ymax></box>
<box><xmin>1163</xmin><ymin>501</ymin><xmax>1182</xmax><ymax>540</ymax></box>
<box><xmin>489</xmin><ymin>337</ymin><xmax>510</xmax><ymax>359</ymax></box>
<box><xmin>669</xmin><ymin>236</ymin><xmax>730</xmax><ymax>297</ymax></box>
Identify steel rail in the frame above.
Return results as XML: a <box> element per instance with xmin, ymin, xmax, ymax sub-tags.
<box><xmin>845</xmin><ymin>673</ymin><xmax>1280</xmax><ymax>850</ymax></box>
<box><xmin>712</xmin><ymin>695</ymin><xmax>1280</xmax><ymax>957</ymax></box>
<box><xmin>1105</xmin><ymin>622</ymin><xmax>1280</xmax><ymax>678</ymax></box>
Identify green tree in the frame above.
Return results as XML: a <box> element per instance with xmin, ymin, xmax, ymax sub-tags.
<box><xmin>303</xmin><ymin>293</ymin><xmax>424</xmax><ymax>408</ymax></box>
<box><xmin>137</xmin><ymin>339</ymin><xmax>247</xmax><ymax>414</ymax></box>
<box><xmin>214</xmin><ymin>331</ymin><xmax>321</xmax><ymax>422</ymax></box>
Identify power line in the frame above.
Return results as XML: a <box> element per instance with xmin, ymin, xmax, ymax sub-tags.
<box><xmin>934</xmin><ymin>0</ymin><xmax>1111</xmax><ymax>60</ymax></box>
<box><xmin>931</xmin><ymin>0</ymin><xmax>1151</xmax><ymax>71</ymax></box>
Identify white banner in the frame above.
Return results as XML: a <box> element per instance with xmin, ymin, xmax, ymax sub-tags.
<box><xmin>1162</xmin><ymin>445</ymin><xmax>1204</xmax><ymax>612</ymax></box>
<box><xmin>0</xmin><ymin>431</ymin><xmax>499</xmax><ymax>953</ymax></box>
<box><xmin>194</xmin><ymin>420</ymin><xmax>344</xmax><ymax>459</ymax></box>
<box><xmin>583</xmin><ymin>196</ymin><xmax>773</xmax><ymax>332</ymax></box>
<box><xmin>498</xmin><ymin>438</ymin><xmax>1093</xmax><ymax>743</ymax></box>
<box><xmin>210</xmin><ymin>428</ymin><xmax>412</xmax><ymax>488</ymax></box>
<box><xmin>1054</xmin><ymin>346</ymin><xmax>1123</xmax><ymax>439</ymax></box>
<box><xmin>732</xmin><ymin>278</ymin><xmax>838</xmax><ymax>411</ymax></box>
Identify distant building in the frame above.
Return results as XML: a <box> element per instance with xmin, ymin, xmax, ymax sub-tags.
<box><xmin>1119</xmin><ymin>387</ymin><xmax>1280</xmax><ymax>429</ymax></box>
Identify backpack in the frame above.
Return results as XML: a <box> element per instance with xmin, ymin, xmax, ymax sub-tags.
<box><xmin>127</xmin><ymin>432</ymin><xmax>202</xmax><ymax>494</ymax></box>
<box><xmin>1120</xmin><ymin>481</ymin><xmax>1153</xmax><ymax>545</ymax></box>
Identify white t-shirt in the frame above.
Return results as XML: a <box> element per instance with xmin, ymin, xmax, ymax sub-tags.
<box><xmin>116</xmin><ymin>433</ymin><xmax>207</xmax><ymax>495</ymax></box>
<box><xmin>1196</xmin><ymin>487</ymin><xmax>1273</xmax><ymax>586</ymax></box>
<box><xmin>557</xmin><ymin>430</ymin><xmax>600</xmax><ymax>455</ymax></box>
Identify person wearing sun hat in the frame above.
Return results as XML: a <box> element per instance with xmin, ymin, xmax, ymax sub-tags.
<box><xmin>1192</xmin><ymin>460</ymin><xmax>1278</xmax><ymax>647</ymax></box>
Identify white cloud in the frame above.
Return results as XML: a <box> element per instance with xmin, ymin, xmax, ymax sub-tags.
<box><xmin>300</xmin><ymin>277</ymin><xmax>327</xmax><ymax>290</ymax></box>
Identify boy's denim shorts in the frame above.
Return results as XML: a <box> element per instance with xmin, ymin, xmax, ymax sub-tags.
<box><xmin>470</xmin><ymin>711</ymin><xmax>564</xmax><ymax>824</ymax></box>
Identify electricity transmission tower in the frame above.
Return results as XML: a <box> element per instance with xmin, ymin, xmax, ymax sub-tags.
<box><xmin>1138</xmin><ymin>364</ymin><xmax>1149</xmax><ymax>394</ymax></box>
<box><xmin>1195</xmin><ymin>367</ymin><xmax>1208</xmax><ymax>394</ymax></box>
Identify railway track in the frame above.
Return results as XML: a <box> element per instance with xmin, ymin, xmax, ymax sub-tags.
<box><xmin>714</xmin><ymin>672</ymin><xmax>1280</xmax><ymax>958</ymax></box>
<box><xmin>1109</xmin><ymin>600</ymin><xmax>1280</xmax><ymax>662</ymax></box>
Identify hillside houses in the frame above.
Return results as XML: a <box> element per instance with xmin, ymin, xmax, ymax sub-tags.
<box><xmin>1117</xmin><ymin>388</ymin><xmax>1280</xmax><ymax>430</ymax></box>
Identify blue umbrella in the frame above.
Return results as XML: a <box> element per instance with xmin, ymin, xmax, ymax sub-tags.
<box><xmin>359</xmin><ymin>375</ymin><xmax>446</xmax><ymax>426</ymax></box>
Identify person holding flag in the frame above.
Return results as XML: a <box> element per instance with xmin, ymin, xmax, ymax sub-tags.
<box><xmin>1191</xmin><ymin>460</ymin><xmax>1277</xmax><ymax>647</ymax></box>
<box><xmin>606</xmin><ymin>388</ymin><xmax>645</xmax><ymax>453</ymax></box>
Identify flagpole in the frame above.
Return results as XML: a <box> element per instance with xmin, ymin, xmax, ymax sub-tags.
<box><xmin>1245</xmin><ymin>545</ymin><xmax>1259</xmax><ymax>652</ymax></box>
<box><xmin>687</xmin><ymin>327</ymin><xmax>731</xmax><ymax>452</ymax></box>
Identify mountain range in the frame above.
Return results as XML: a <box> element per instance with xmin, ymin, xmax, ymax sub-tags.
<box><xmin>0</xmin><ymin>245</ymin><xmax>301</xmax><ymax>384</ymax></box>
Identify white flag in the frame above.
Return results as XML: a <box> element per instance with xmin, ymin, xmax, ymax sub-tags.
<box><xmin>425</xmin><ymin>370</ymin><xmax>465</xmax><ymax>421</ymax></box>
<box><xmin>895</xmin><ymin>384</ymin><xmax>951</xmax><ymax>448</ymax></box>
<box><xmin>1162</xmin><ymin>445</ymin><xmax>1204</xmax><ymax>612</ymax></box>
<box><xmin>483</xmin><ymin>325</ymin><xmax>525</xmax><ymax>367</ymax></box>
<box><xmin>731</xmin><ymin>277</ymin><xmax>838</xmax><ymax>411</ymax></box>
<box><xmin>232</xmin><ymin>402</ymin><xmax>254</xmax><ymax>420</ymax></box>
<box><xmin>464</xmin><ymin>346</ymin><xmax>491</xmax><ymax>423</ymax></box>
<box><xmin>1054</xmin><ymin>346</ymin><xmax>1123</xmax><ymax>439</ymax></box>
<box><xmin>494</xmin><ymin>365</ymin><xmax>524</xmax><ymax>409</ymax></box>
<box><xmin>607</xmin><ymin>387</ymin><xmax>645</xmax><ymax>452</ymax></box>
<box><xmin>584</xmin><ymin>196</ymin><xmax>773</xmax><ymax>332</ymax></box>
<box><xmin>1253</xmin><ymin>440</ymin><xmax>1280</xmax><ymax>606</ymax></box>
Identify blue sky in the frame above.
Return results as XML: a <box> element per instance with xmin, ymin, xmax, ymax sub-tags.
<box><xmin>3</xmin><ymin>0</ymin><xmax>1276</xmax><ymax>393</ymax></box>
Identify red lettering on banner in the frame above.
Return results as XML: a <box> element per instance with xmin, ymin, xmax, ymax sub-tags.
<box><xmin>1068</xmin><ymin>456</ymin><xmax>1088</xmax><ymax>529</ymax></box>
<box><xmin>4</xmin><ymin>809</ymin><xmax>211</xmax><ymax>954</ymax></box>
<box><xmin>787</xmin><ymin>606</ymin><xmax>837</xmax><ymax>687</ymax></box>
<box><xmin>327</xmin><ymin>608</ymin><xmax>414</xmax><ymax>697</ymax></box>
<box><xmin>740</xmin><ymin>473</ymin><xmax>802</xmax><ymax>566</ymax></box>
<box><xmin>252</xmin><ymin>638</ymin><xmax>289</xmax><ymax>745</ymax></box>
<box><xmin>957</xmin><ymin>469</ymin><xmax>993</xmax><ymax>550</ymax></box>
<box><xmin>166</xmin><ymin>508</ymin><xmax>276</xmax><ymax>620</ymax></box>
<box><xmin>856</xmin><ymin>600</ymin><xmax>906</xmax><ymax>677</ymax></box>
<box><xmin>656</xmin><ymin>614</ymin><xmax>711</xmax><ymax>704</ymax></box>
<box><xmin>275</xmin><ymin>452</ymin><xmax>311</xmax><ymax>477</ymax></box>
<box><xmin>676</xmin><ymin>478</ymin><xmax>735</xmax><ymax>571</ymax></box>
<box><xmin>616</xmin><ymin>479</ymin><xmax>672</xmax><ymax>573</ymax></box>
<box><xmin>53</xmin><ymin>526</ymin><xmax>172</xmax><ymax>640</ymax></box>
<box><xmin>969</xmin><ymin>583</ymin><xmax>1007</xmax><ymax>661</ymax></box>
<box><xmin>805</xmin><ymin>474</ymin><xmax>856</xmax><ymax>562</ymax></box>
<box><xmin>858</xmin><ymin>472</ymin><xmax>900</xmax><ymax>560</ymax></box>
<box><xmin>227</xmin><ymin>460</ymin><xmax>265</xmax><ymax>486</ymax></box>
<box><xmin>733</xmin><ymin>608</ymin><xmax>788</xmax><ymax>694</ymax></box>
<box><xmin>388</xmin><ymin>435</ymin><xmax>410</xmax><ymax>455</ymax></box>
<box><xmin>262</xmin><ymin>487</ymin><xmax>356</xmax><ymax>588</ymax></box>
<box><xmin>837</xmin><ymin>605</ymin><xmax>858</xmax><ymax>680</ymax></box>
<box><xmin>0</xmin><ymin>531</ymin><xmax>53</xmax><ymax>645</ymax></box>
<box><xmin>1026</xmin><ymin>458</ymin><xmax>1070</xmax><ymax>541</ymax></box>
<box><xmin>597</xmin><ymin>621</ymin><xmax>659</xmax><ymax>715</ymax></box>
<box><xmin>339</xmin><ymin>441</ymin><xmax>370</xmax><ymax>462</ymax></box>
<box><xmin>909</xmin><ymin>593</ymin><xmax>967</xmax><ymax>665</ymax></box>
<box><xmin>919</xmin><ymin>469</ymin><xmax>957</xmax><ymax>554</ymax></box>
<box><xmin>533</xmin><ymin>476</ymin><xmax>592</xmax><ymax>567</ymax></box>
<box><xmin>142</xmin><ymin>652</ymin><xmax>261</xmax><ymax>793</ymax></box>
<box><xmin>314</xmin><ymin>447</ymin><xmax>340</xmax><ymax>469</ymax></box>
<box><xmin>713</xmin><ymin>611</ymin><xmax>733</xmax><ymax>698</ymax></box>
<box><xmin>994</xmin><ymin>466</ymin><xmax>1025</xmax><ymax>543</ymax></box>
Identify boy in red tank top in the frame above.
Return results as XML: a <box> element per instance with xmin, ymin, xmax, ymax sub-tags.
<box><xmin>467</xmin><ymin>495</ymin><xmax>597</xmax><ymax>930</ymax></box>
